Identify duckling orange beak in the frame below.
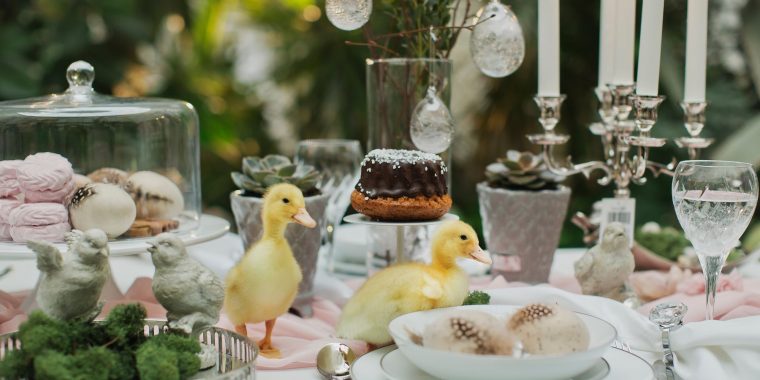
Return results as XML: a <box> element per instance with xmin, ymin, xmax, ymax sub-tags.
<box><xmin>293</xmin><ymin>208</ymin><xmax>317</xmax><ymax>228</ymax></box>
<box><xmin>468</xmin><ymin>246</ymin><xmax>492</xmax><ymax>265</ymax></box>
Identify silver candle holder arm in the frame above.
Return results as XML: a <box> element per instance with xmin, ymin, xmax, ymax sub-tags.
<box><xmin>527</xmin><ymin>95</ymin><xmax>614</xmax><ymax>186</ymax></box>
<box><xmin>529</xmin><ymin>84</ymin><xmax>712</xmax><ymax>198</ymax></box>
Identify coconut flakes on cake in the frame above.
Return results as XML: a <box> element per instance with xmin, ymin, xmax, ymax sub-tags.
<box><xmin>361</xmin><ymin>149</ymin><xmax>445</xmax><ymax>168</ymax></box>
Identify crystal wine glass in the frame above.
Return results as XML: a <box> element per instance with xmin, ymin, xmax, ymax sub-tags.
<box><xmin>672</xmin><ymin>160</ymin><xmax>758</xmax><ymax>320</ymax></box>
<box><xmin>295</xmin><ymin>139</ymin><xmax>363</xmax><ymax>272</ymax></box>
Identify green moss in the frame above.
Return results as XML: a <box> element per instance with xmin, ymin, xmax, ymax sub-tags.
<box><xmin>1</xmin><ymin>303</ymin><xmax>204</xmax><ymax>379</ymax></box>
<box><xmin>148</xmin><ymin>333</ymin><xmax>201</xmax><ymax>354</ymax></box>
<box><xmin>463</xmin><ymin>290</ymin><xmax>491</xmax><ymax>305</ymax></box>
<box><xmin>136</xmin><ymin>344</ymin><xmax>180</xmax><ymax>380</ymax></box>
<box><xmin>175</xmin><ymin>352</ymin><xmax>201</xmax><ymax>379</ymax></box>
<box><xmin>103</xmin><ymin>304</ymin><xmax>147</xmax><ymax>350</ymax></box>
<box><xmin>635</xmin><ymin>227</ymin><xmax>689</xmax><ymax>261</ymax></box>
<box><xmin>34</xmin><ymin>351</ymin><xmax>75</xmax><ymax>380</ymax></box>
<box><xmin>0</xmin><ymin>349</ymin><xmax>30</xmax><ymax>379</ymax></box>
<box><xmin>18</xmin><ymin>313</ymin><xmax>72</xmax><ymax>357</ymax></box>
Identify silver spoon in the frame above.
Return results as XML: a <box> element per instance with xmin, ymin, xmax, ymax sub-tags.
<box><xmin>316</xmin><ymin>343</ymin><xmax>356</xmax><ymax>380</ymax></box>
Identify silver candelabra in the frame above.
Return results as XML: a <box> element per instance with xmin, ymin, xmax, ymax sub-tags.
<box><xmin>528</xmin><ymin>83</ymin><xmax>712</xmax><ymax>198</ymax></box>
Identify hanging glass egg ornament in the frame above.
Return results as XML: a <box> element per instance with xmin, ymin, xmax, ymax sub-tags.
<box><xmin>325</xmin><ymin>0</ymin><xmax>372</xmax><ymax>31</ymax></box>
<box><xmin>470</xmin><ymin>0</ymin><xmax>525</xmax><ymax>78</ymax></box>
<box><xmin>410</xmin><ymin>86</ymin><xmax>454</xmax><ymax>154</ymax></box>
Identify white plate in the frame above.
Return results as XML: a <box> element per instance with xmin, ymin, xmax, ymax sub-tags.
<box><xmin>0</xmin><ymin>214</ymin><xmax>229</xmax><ymax>259</ymax></box>
<box><xmin>388</xmin><ymin>305</ymin><xmax>618</xmax><ymax>380</ymax></box>
<box><xmin>352</xmin><ymin>346</ymin><xmax>654</xmax><ymax>380</ymax></box>
<box><xmin>343</xmin><ymin>213</ymin><xmax>459</xmax><ymax>226</ymax></box>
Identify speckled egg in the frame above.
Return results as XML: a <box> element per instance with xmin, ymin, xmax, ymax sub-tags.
<box><xmin>507</xmin><ymin>304</ymin><xmax>589</xmax><ymax>355</ymax></box>
<box><xmin>125</xmin><ymin>171</ymin><xmax>184</xmax><ymax>220</ymax></box>
<box><xmin>422</xmin><ymin>310</ymin><xmax>519</xmax><ymax>356</ymax></box>
<box><xmin>69</xmin><ymin>183</ymin><xmax>136</xmax><ymax>238</ymax></box>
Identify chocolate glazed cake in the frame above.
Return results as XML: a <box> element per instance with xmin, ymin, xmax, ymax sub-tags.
<box><xmin>351</xmin><ymin>149</ymin><xmax>452</xmax><ymax>221</ymax></box>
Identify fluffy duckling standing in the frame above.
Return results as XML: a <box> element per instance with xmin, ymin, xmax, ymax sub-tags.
<box><xmin>337</xmin><ymin>220</ymin><xmax>491</xmax><ymax>347</ymax></box>
<box><xmin>224</xmin><ymin>183</ymin><xmax>317</xmax><ymax>357</ymax></box>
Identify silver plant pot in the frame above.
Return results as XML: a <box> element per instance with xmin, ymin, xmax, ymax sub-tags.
<box><xmin>230</xmin><ymin>190</ymin><xmax>329</xmax><ymax>317</ymax></box>
<box><xmin>477</xmin><ymin>182</ymin><xmax>571</xmax><ymax>284</ymax></box>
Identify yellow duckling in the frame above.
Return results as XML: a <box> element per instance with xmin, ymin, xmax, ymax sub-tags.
<box><xmin>224</xmin><ymin>183</ymin><xmax>317</xmax><ymax>357</ymax></box>
<box><xmin>336</xmin><ymin>220</ymin><xmax>491</xmax><ymax>347</ymax></box>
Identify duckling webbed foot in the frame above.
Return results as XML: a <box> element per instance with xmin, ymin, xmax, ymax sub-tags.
<box><xmin>257</xmin><ymin>319</ymin><xmax>281</xmax><ymax>358</ymax></box>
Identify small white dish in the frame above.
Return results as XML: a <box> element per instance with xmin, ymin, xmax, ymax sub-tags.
<box><xmin>380</xmin><ymin>349</ymin><xmax>612</xmax><ymax>380</ymax></box>
<box><xmin>388</xmin><ymin>305</ymin><xmax>618</xmax><ymax>380</ymax></box>
<box><xmin>351</xmin><ymin>345</ymin><xmax>654</xmax><ymax>380</ymax></box>
<box><xmin>0</xmin><ymin>214</ymin><xmax>229</xmax><ymax>259</ymax></box>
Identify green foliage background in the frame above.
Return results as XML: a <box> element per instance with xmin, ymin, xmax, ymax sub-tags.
<box><xmin>2</xmin><ymin>0</ymin><xmax>759</xmax><ymax>246</ymax></box>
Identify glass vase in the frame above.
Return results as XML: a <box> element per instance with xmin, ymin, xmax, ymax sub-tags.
<box><xmin>364</xmin><ymin>58</ymin><xmax>453</xmax><ymax>272</ymax></box>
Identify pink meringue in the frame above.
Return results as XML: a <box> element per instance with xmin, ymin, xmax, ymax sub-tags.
<box><xmin>0</xmin><ymin>198</ymin><xmax>21</xmax><ymax>224</ymax></box>
<box><xmin>17</xmin><ymin>162</ymin><xmax>73</xmax><ymax>193</ymax></box>
<box><xmin>24</xmin><ymin>153</ymin><xmax>73</xmax><ymax>169</ymax></box>
<box><xmin>8</xmin><ymin>203</ymin><xmax>70</xmax><ymax>242</ymax></box>
<box><xmin>0</xmin><ymin>160</ymin><xmax>22</xmax><ymax>198</ymax></box>
<box><xmin>8</xmin><ymin>203</ymin><xmax>69</xmax><ymax>227</ymax></box>
<box><xmin>0</xmin><ymin>160</ymin><xmax>22</xmax><ymax>178</ymax></box>
<box><xmin>23</xmin><ymin>178</ymin><xmax>76</xmax><ymax>204</ymax></box>
<box><xmin>0</xmin><ymin>223</ymin><xmax>10</xmax><ymax>241</ymax></box>
<box><xmin>10</xmin><ymin>222</ymin><xmax>71</xmax><ymax>243</ymax></box>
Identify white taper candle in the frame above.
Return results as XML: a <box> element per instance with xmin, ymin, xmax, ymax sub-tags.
<box><xmin>636</xmin><ymin>0</ymin><xmax>665</xmax><ymax>96</ymax></box>
<box><xmin>684</xmin><ymin>0</ymin><xmax>708</xmax><ymax>102</ymax></box>
<box><xmin>598</xmin><ymin>0</ymin><xmax>617</xmax><ymax>88</ymax></box>
<box><xmin>538</xmin><ymin>0</ymin><xmax>560</xmax><ymax>96</ymax></box>
<box><xmin>613</xmin><ymin>0</ymin><xmax>636</xmax><ymax>85</ymax></box>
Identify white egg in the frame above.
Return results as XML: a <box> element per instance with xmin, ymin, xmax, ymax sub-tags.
<box><xmin>422</xmin><ymin>310</ymin><xmax>518</xmax><ymax>356</ymax></box>
<box><xmin>69</xmin><ymin>183</ymin><xmax>136</xmax><ymax>238</ymax></box>
<box><xmin>125</xmin><ymin>171</ymin><xmax>185</xmax><ymax>220</ymax></box>
<box><xmin>470</xmin><ymin>0</ymin><xmax>525</xmax><ymax>78</ymax></box>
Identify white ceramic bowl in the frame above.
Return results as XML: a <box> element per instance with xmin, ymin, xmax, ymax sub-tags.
<box><xmin>388</xmin><ymin>305</ymin><xmax>617</xmax><ymax>380</ymax></box>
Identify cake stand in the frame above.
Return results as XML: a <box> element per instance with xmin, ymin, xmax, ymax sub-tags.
<box><xmin>1</xmin><ymin>214</ymin><xmax>230</xmax><ymax>312</ymax></box>
<box><xmin>343</xmin><ymin>213</ymin><xmax>458</xmax><ymax>270</ymax></box>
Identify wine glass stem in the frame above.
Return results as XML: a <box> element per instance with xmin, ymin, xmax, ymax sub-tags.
<box><xmin>701</xmin><ymin>254</ymin><xmax>725</xmax><ymax>320</ymax></box>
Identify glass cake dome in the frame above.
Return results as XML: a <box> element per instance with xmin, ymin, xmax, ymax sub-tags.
<box><xmin>0</xmin><ymin>61</ymin><xmax>201</xmax><ymax>237</ymax></box>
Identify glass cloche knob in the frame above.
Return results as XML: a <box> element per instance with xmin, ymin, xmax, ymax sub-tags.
<box><xmin>66</xmin><ymin>61</ymin><xmax>95</xmax><ymax>89</ymax></box>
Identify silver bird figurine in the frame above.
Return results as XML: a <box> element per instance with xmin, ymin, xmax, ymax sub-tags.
<box><xmin>148</xmin><ymin>233</ymin><xmax>224</xmax><ymax>334</ymax></box>
<box><xmin>27</xmin><ymin>229</ymin><xmax>110</xmax><ymax>321</ymax></box>
<box><xmin>574</xmin><ymin>223</ymin><xmax>636</xmax><ymax>302</ymax></box>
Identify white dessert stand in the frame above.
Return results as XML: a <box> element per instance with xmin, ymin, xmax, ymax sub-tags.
<box><xmin>1</xmin><ymin>214</ymin><xmax>229</xmax><ymax>312</ymax></box>
<box><xmin>342</xmin><ymin>213</ymin><xmax>458</xmax><ymax>267</ymax></box>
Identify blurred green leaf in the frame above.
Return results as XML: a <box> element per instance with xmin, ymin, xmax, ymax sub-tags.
<box><xmin>712</xmin><ymin>114</ymin><xmax>760</xmax><ymax>166</ymax></box>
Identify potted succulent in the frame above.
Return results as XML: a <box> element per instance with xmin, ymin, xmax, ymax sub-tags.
<box><xmin>230</xmin><ymin>154</ymin><xmax>329</xmax><ymax>316</ymax></box>
<box><xmin>477</xmin><ymin>150</ymin><xmax>570</xmax><ymax>283</ymax></box>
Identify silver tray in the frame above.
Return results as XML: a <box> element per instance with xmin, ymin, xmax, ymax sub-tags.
<box><xmin>0</xmin><ymin>319</ymin><xmax>257</xmax><ymax>379</ymax></box>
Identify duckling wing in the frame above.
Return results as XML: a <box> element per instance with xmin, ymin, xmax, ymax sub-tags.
<box><xmin>337</xmin><ymin>264</ymin><xmax>437</xmax><ymax>344</ymax></box>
